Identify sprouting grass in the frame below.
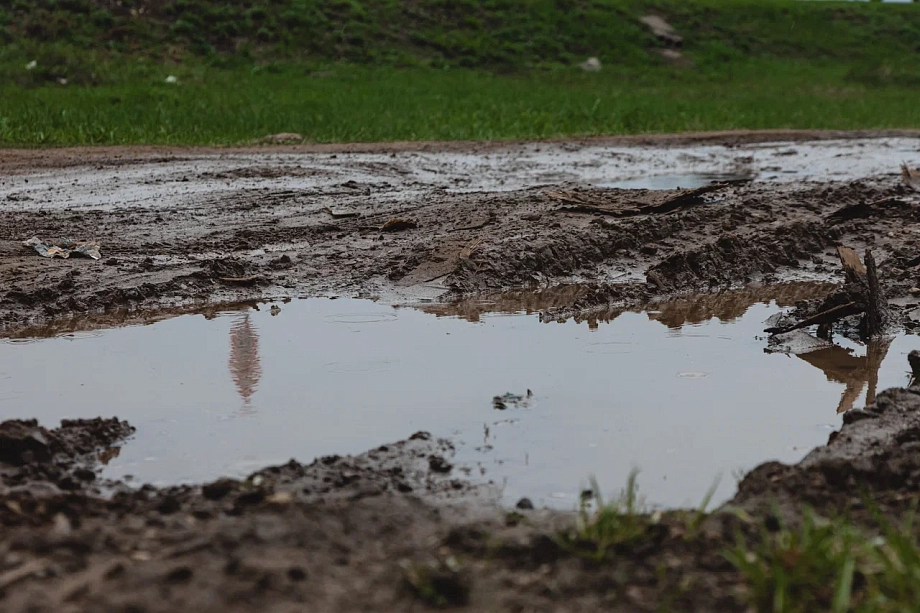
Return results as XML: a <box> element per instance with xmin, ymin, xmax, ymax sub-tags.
<box><xmin>2</xmin><ymin>61</ymin><xmax>920</xmax><ymax>146</ymax></box>
<box><xmin>557</xmin><ymin>471</ymin><xmax>649</xmax><ymax>561</ymax></box>
<box><xmin>725</xmin><ymin>510</ymin><xmax>863</xmax><ymax>613</ymax></box>
<box><xmin>726</xmin><ymin>507</ymin><xmax>920</xmax><ymax>613</ymax></box>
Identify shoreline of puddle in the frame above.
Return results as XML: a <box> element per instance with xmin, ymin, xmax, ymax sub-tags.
<box><xmin>2</xmin><ymin>281</ymin><xmax>917</xmax><ymax>510</ymax></box>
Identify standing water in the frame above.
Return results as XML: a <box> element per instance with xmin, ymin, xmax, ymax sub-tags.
<box><xmin>0</xmin><ymin>283</ymin><xmax>915</xmax><ymax>508</ymax></box>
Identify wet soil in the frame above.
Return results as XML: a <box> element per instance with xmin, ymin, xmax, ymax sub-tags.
<box><xmin>3</xmin><ymin>133</ymin><xmax>920</xmax><ymax>336</ymax></box>
<box><xmin>5</xmin><ymin>133</ymin><xmax>920</xmax><ymax>611</ymax></box>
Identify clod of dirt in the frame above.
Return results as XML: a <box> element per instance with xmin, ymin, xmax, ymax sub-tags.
<box><xmin>201</xmin><ymin>478</ymin><xmax>239</xmax><ymax>501</ymax></box>
<box><xmin>909</xmin><ymin>350</ymin><xmax>920</xmax><ymax>381</ymax></box>
<box><xmin>515</xmin><ymin>498</ymin><xmax>535</xmax><ymax>510</ymax></box>
<box><xmin>381</xmin><ymin>218</ymin><xmax>418</xmax><ymax>232</ymax></box>
<box><xmin>208</xmin><ymin>258</ymin><xmax>248</xmax><ymax>279</ymax></box>
<box><xmin>402</xmin><ymin>557</ymin><xmax>472</xmax><ymax>608</ymax></box>
<box><xmin>269</xmin><ymin>254</ymin><xmax>293</xmax><ymax>269</ymax></box>
<box><xmin>428</xmin><ymin>455</ymin><xmax>453</xmax><ymax>474</ymax></box>
<box><xmin>492</xmin><ymin>390</ymin><xmax>534</xmax><ymax>410</ymax></box>
<box><xmin>0</xmin><ymin>420</ymin><xmax>52</xmax><ymax>465</ymax></box>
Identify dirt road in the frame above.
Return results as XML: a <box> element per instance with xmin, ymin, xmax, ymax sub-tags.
<box><xmin>4</xmin><ymin>131</ymin><xmax>920</xmax><ymax>612</ymax></box>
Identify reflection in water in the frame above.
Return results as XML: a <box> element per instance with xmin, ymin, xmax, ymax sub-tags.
<box><xmin>643</xmin><ymin>283</ymin><xmax>837</xmax><ymax>329</ymax></box>
<box><xmin>229</xmin><ymin>313</ymin><xmax>262</xmax><ymax>413</ymax></box>
<box><xmin>797</xmin><ymin>339</ymin><xmax>894</xmax><ymax>413</ymax></box>
<box><xmin>421</xmin><ymin>282</ymin><xmax>837</xmax><ymax>330</ymax></box>
<box><xmin>2</xmin><ymin>302</ymin><xmax>254</xmax><ymax>341</ymax></box>
<box><xmin>419</xmin><ymin>285</ymin><xmax>590</xmax><ymax>322</ymax></box>
<box><xmin>420</xmin><ymin>282</ymin><xmax>907</xmax><ymax>416</ymax></box>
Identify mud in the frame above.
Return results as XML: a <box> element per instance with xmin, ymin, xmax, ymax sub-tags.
<box><xmin>5</xmin><ymin>133</ymin><xmax>920</xmax><ymax>611</ymax></box>
<box><xmin>3</xmin><ymin>133</ymin><xmax>920</xmax><ymax>335</ymax></box>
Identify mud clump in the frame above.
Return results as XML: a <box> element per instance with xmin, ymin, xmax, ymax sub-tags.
<box><xmin>0</xmin><ymin>420</ymin><xmax>54</xmax><ymax>465</ymax></box>
<box><xmin>0</xmin><ymin>418</ymin><xmax>134</xmax><ymax>494</ymax></box>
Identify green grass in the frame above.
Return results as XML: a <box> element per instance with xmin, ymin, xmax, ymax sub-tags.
<box><xmin>3</xmin><ymin>61</ymin><xmax>920</xmax><ymax>145</ymax></box>
<box><xmin>2</xmin><ymin>0</ymin><xmax>920</xmax><ymax>145</ymax></box>
<box><xmin>557</xmin><ymin>473</ymin><xmax>920</xmax><ymax>612</ymax></box>
<box><xmin>726</xmin><ymin>507</ymin><xmax>920</xmax><ymax>613</ymax></box>
<box><xmin>557</xmin><ymin>472</ymin><xmax>650</xmax><ymax>560</ymax></box>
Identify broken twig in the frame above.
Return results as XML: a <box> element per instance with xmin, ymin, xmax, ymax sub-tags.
<box><xmin>764</xmin><ymin>301</ymin><xmax>862</xmax><ymax>335</ymax></box>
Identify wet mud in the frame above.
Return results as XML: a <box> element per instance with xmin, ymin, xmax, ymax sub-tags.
<box><xmin>3</xmin><ymin>133</ymin><xmax>920</xmax><ymax>335</ymax></box>
<box><xmin>4</xmin><ymin>133</ymin><xmax>920</xmax><ymax>611</ymax></box>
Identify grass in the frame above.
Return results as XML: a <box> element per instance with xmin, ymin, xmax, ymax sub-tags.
<box><xmin>2</xmin><ymin>0</ymin><xmax>920</xmax><ymax>145</ymax></box>
<box><xmin>726</xmin><ymin>507</ymin><xmax>920</xmax><ymax>613</ymax></box>
<box><xmin>557</xmin><ymin>472</ymin><xmax>650</xmax><ymax>560</ymax></box>
<box><xmin>3</xmin><ymin>61</ymin><xmax>920</xmax><ymax>146</ymax></box>
<box><xmin>558</xmin><ymin>473</ymin><xmax>920</xmax><ymax>611</ymax></box>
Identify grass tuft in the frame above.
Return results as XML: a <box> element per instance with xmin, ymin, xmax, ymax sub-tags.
<box><xmin>558</xmin><ymin>471</ymin><xmax>650</xmax><ymax>561</ymax></box>
<box><xmin>727</xmin><ymin>505</ymin><xmax>920</xmax><ymax>613</ymax></box>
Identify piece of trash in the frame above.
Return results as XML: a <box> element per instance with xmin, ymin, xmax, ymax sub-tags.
<box><xmin>658</xmin><ymin>49</ymin><xmax>684</xmax><ymax>62</ymax></box>
<box><xmin>901</xmin><ymin>163</ymin><xmax>919</xmax><ymax>190</ymax></box>
<box><xmin>165</xmin><ymin>75</ymin><xmax>178</xmax><ymax>84</ymax></box>
<box><xmin>25</xmin><ymin>60</ymin><xmax>37</xmax><ymax>71</ymax></box>
<box><xmin>259</xmin><ymin>132</ymin><xmax>304</xmax><ymax>144</ymax></box>
<box><xmin>325</xmin><ymin>206</ymin><xmax>359</xmax><ymax>219</ymax></box>
<box><xmin>57</xmin><ymin>78</ymin><xmax>67</xmax><ymax>85</ymax></box>
<box><xmin>492</xmin><ymin>389</ymin><xmax>534</xmax><ymax>410</ymax></box>
<box><xmin>23</xmin><ymin>237</ymin><xmax>101</xmax><ymax>260</ymax></box>
<box><xmin>578</xmin><ymin>57</ymin><xmax>602</xmax><ymax>72</ymax></box>
<box><xmin>640</xmin><ymin>15</ymin><xmax>683</xmax><ymax>46</ymax></box>
<box><xmin>381</xmin><ymin>218</ymin><xmax>418</xmax><ymax>232</ymax></box>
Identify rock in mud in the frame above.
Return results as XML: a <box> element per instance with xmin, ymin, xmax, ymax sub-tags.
<box><xmin>381</xmin><ymin>218</ymin><xmax>419</xmax><ymax>232</ymax></box>
<box><xmin>515</xmin><ymin>497</ymin><xmax>535</xmax><ymax>510</ymax></box>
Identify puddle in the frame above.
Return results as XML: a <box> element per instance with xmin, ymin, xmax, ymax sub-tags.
<box><xmin>1</xmin><ymin>284</ymin><xmax>917</xmax><ymax>509</ymax></box>
<box><xmin>599</xmin><ymin>173</ymin><xmax>751</xmax><ymax>190</ymax></box>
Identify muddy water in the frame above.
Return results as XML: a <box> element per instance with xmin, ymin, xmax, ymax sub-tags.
<box><xmin>1</xmin><ymin>287</ymin><xmax>917</xmax><ymax>509</ymax></box>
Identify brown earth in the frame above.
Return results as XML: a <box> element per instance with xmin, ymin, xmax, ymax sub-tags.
<box><xmin>4</xmin><ymin>135</ymin><xmax>920</xmax><ymax>612</ymax></box>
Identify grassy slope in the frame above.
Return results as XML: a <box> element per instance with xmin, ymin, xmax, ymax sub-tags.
<box><xmin>1</xmin><ymin>0</ymin><xmax>919</xmax><ymax>144</ymax></box>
